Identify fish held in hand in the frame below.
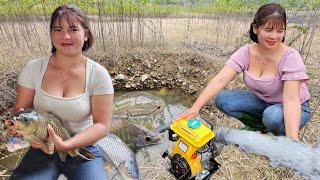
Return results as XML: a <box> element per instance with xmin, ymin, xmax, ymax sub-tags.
<box><xmin>5</xmin><ymin>109</ymin><xmax>94</xmax><ymax>162</ymax></box>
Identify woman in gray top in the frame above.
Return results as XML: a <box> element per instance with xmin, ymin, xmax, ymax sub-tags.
<box><xmin>9</xmin><ymin>5</ymin><xmax>113</xmax><ymax>180</ymax></box>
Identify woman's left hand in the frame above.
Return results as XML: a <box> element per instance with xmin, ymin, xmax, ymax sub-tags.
<box><xmin>47</xmin><ymin>124</ymin><xmax>69</xmax><ymax>152</ymax></box>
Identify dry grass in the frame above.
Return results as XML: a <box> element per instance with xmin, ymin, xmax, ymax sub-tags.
<box><xmin>0</xmin><ymin>10</ymin><xmax>319</xmax><ymax>180</ymax></box>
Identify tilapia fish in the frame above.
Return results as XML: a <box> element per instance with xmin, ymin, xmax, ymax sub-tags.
<box><xmin>5</xmin><ymin>109</ymin><xmax>94</xmax><ymax>162</ymax></box>
<box><xmin>96</xmin><ymin>134</ymin><xmax>139</xmax><ymax>180</ymax></box>
<box><xmin>110</xmin><ymin>118</ymin><xmax>161</xmax><ymax>152</ymax></box>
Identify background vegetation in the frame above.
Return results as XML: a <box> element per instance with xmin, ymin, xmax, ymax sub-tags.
<box><xmin>0</xmin><ymin>0</ymin><xmax>319</xmax><ymax>16</ymax></box>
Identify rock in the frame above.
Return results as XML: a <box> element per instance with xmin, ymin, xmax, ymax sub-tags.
<box><xmin>141</xmin><ymin>74</ymin><xmax>149</xmax><ymax>82</ymax></box>
<box><xmin>125</xmin><ymin>84</ymin><xmax>131</xmax><ymax>88</ymax></box>
<box><xmin>127</xmin><ymin>67</ymin><xmax>134</xmax><ymax>74</ymax></box>
<box><xmin>146</xmin><ymin>62</ymin><xmax>152</xmax><ymax>68</ymax></box>
<box><xmin>115</xmin><ymin>74</ymin><xmax>128</xmax><ymax>81</ymax></box>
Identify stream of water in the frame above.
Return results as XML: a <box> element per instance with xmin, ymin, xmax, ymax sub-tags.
<box><xmin>215</xmin><ymin>127</ymin><xmax>320</xmax><ymax>179</ymax></box>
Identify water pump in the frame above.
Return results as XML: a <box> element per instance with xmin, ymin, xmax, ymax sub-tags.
<box><xmin>161</xmin><ymin>118</ymin><xmax>222</xmax><ymax>180</ymax></box>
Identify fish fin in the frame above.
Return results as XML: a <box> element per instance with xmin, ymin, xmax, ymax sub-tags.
<box><xmin>46</xmin><ymin>141</ymin><xmax>54</xmax><ymax>154</ymax></box>
<box><xmin>125</xmin><ymin>155</ymin><xmax>140</xmax><ymax>180</ymax></box>
<box><xmin>31</xmin><ymin>137</ymin><xmax>54</xmax><ymax>155</ymax></box>
<box><xmin>111</xmin><ymin>161</ymin><xmax>127</xmax><ymax>180</ymax></box>
<box><xmin>70</xmin><ymin>147</ymin><xmax>95</xmax><ymax>161</ymax></box>
<box><xmin>42</xmin><ymin>141</ymin><xmax>54</xmax><ymax>155</ymax></box>
<box><xmin>79</xmin><ymin>147</ymin><xmax>95</xmax><ymax>160</ymax></box>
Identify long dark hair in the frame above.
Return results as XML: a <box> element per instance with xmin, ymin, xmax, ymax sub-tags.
<box><xmin>50</xmin><ymin>5</ymin><xmax>94</xmax><ymax>53</ymax></box>
<box><xmin>249</xmin><ymin>3</ymin><xmax>286</xmax><ymax>43</ymax></box>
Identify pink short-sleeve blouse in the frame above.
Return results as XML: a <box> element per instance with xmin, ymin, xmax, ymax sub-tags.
<box><xmin>226</xmin><ymin>44</ymin><xmax>310</xmax><ymax>103</ymax></box>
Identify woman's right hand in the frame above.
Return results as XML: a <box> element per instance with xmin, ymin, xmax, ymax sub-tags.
<box><xmin>179</xmin><ymin>106</ymin><xmax>200</xmax><ymax>119</ymax></box>
<box><xmin>7</xmin><ymin>127</ymin><xmax>20</xmax><ymax>136</ymax></box>
<box><xmin>7</xmin><ymin>127</ymin><xmax>42</xmax><ymax>150</ymax></box>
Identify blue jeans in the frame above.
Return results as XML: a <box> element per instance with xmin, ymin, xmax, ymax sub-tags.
<box><xmin>10</xmin><ymin>145</ymin><xmax>108</xmax><ymax>180</ymax></box>
<box><xmin>215</xmin><ymin>90</ymin><xmax>311</xmax><ymax>135</ymax></box>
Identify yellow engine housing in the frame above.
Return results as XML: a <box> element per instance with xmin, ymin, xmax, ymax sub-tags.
<box><xmin>170</xmin><ymin>118</ymin><xmax>214</xmax><ymax>177</ymax></box>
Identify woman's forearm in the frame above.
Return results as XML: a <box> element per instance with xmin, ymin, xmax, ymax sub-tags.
<box><xmin>63</xmin><ymin>122</ymin><xmax>109</xmax><ymax>150</ymax></box>
<box><xmin>63</xmin><ymin>94</ymin><xmax>113</xmax><ymax>150</ymax></box>
<box><xmin>192</xmin><ymin>66</ymin><xmax>237</xmax><ymax>110</ymax></box>
<box><xmin>283</xmin><ymin>98</ymin><xmax>301</xmax><ymax>140</ymax></box>
<box><xmin>283</xmin><ymin>80</ymin><xmax>302</xmax><ymax>140</ymax></box>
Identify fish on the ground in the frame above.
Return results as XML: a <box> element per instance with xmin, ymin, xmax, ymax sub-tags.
<box><xmin>5</xmin><ymin>109</ymin><xmax>94</xmax><ymax>161</ymax></box>
<box><xmin>113</xmin><ymin>91</ymin><xmax>166</xmax><ymax>118</ymax></box>
<box><xmin>96</xmin><ymin>134</ymin><xmax>139</xmax><ymax>180</ymax></box>
<box><xmin>110</xmin><ymin>118</ymin><xmax>161</xmax><ymax>152</ymax></box>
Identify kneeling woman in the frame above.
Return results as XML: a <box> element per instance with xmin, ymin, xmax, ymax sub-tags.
<box><xmin>180</xmin><ymin>3</ymin><xmax>311</xmax><ymax>141</ymax></box>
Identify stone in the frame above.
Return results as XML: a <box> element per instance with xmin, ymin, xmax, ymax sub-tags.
<box><xmin>115</xmin><ymin>74</ymin><xmax>127</xmax><ymax>81</ymax></box>
<box><xmin>141</xmin><ymin>74</ymin><xmax>149</xmax><ymax>82</ymax></box>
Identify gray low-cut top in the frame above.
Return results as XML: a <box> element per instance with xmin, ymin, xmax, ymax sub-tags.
<box><xmin>18</xmin><ymin>57</ymin><xmax>114</xmax><ymax>133</ymax></box>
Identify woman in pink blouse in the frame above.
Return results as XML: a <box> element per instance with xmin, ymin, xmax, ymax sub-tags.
<box><xmin>180</xmin><ymin>3</ymin><xmax>311</xmax><ymax>141</ymax></box>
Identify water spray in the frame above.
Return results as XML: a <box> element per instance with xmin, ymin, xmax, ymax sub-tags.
<box><xmin>214</xmin><ymin>127</ymin><xmax>320</xmax><ymax>179</ymax></box>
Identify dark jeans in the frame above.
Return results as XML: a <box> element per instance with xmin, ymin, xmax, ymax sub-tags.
<box><xmin>215</xmin><ymin>90</ymin><xmax>311</xmax><ymax>135</ymax></box>
<box><xmin>10</xmin><ymin>145</ymin><xmax>108</xmax><ymax>180</ymax></box>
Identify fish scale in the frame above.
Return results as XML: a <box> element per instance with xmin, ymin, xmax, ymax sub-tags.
<box><xmin>33</xmin><ymin>120</ymin><xmax>49</xmax><ymax>140</ymax></box>
<box><xmin>96</xmin><ymin>134</ymin><xmax>139</xmax><ymax>180</ymax></box>
<box><xmin>34</xmin><ymin>113</ymin><xmax>71</xmax><ymax>142</ymax></box>
<box><xmin>9</xmin><ymin>110</ymin><xmax>94</xmax><ymax>161</ymax></box>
